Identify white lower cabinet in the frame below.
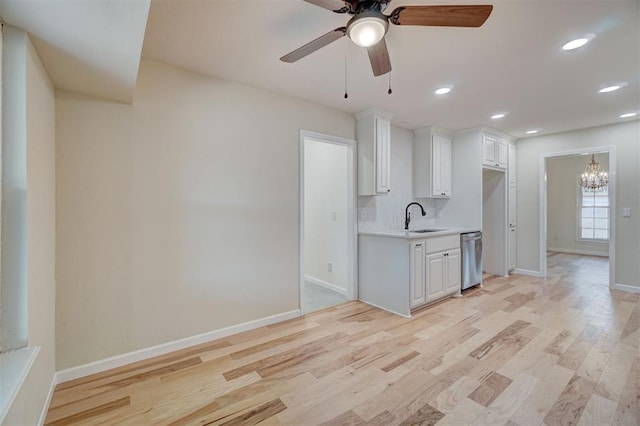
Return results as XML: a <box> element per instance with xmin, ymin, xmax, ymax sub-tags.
<box><xmin>445</xmin><ymin>249</ymin><xmax>461</xmax><ymax>292</ymax></box>
<box><xmin>410</xmin><ymin>241</ymin><xmax>426</xmax><ymax>308</ymax></box>
<box><xmin>508</xmin><ymin>227</ymin><xmax>517</xmax><ymax>271</ymax></box>
<box><xmin>426</xmin><ymin>252</ymin><xmax>445</xmax><ymax>300</ymax></box>
<box><xmin>410</xmin><ymin>238</ymin><xmax>461</xmax><ymax>310</ymax></box>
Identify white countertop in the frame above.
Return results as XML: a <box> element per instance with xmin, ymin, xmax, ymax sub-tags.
<box><xmin>358</xmin><ymin>228</ymin><xmax>480</xmax><ymax>240</ymax></box>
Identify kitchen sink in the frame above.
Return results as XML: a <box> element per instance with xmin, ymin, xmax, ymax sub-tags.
<box><xmin>411</xmin><ymin>229</ymin><xmax>442</xmax><ymax>233</ymax></box>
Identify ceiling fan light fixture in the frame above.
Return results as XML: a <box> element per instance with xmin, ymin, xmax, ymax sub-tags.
<box><xmin>347</xmin><ymin>13</ymin><xmax>388</xmax><ymax>48</ymax></box>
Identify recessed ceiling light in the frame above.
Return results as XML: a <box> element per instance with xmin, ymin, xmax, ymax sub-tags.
<box><xmin>619</xmin><ymin>112</ymin><xmax>637</xmax><ymax>118</ymax></box>
<box><xmin>525</xmin><ymin>130</ymin><xmax>539</xmax><ymax>134</ymax></box>
<box><xmin>491</xmin><ymin>113</ymin><xmax>506</xmax><ymax>119</ymax></box>
<box><xmin>435</xmin><ymin>87</ymin><xmax>452</xmax><ymax>95</ymax></box>
<box><xmin>599</xmin><ymin>85</ymin><xmax>621</xmax><ymax>93</ymax></box>
<box><xmin>562</xmin><ymin>35</ymin><xmax>593</xmax><ymax>51</ymax></box>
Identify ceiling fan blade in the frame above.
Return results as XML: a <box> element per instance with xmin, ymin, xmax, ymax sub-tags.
<box><xmin>389</xmin><ymin>5</ymin><xmax>493</xmax><ymax>27</ymax></box>
<box><xmin>280</xmin><ymin>27</ymin><xmax>347</xmax><ymax>63</ymax></box>
<box><xmin>302</xmin><ymin>0</ymin><xmax>350</xmax><ymax>13</ymax></box>
<box><xmin>367</xmin><ymin>38</ymin><xmax>392</xmax><ymax>77</ymax></box>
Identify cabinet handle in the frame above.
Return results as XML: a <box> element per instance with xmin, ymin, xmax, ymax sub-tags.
<box><xmin>387</xmin><ymin>189</ymin><xmax>391</xmax><ymax>192</ymax></box>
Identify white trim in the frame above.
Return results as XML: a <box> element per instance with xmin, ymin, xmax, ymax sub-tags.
<box><xmin>612</xmin><ymin>283</ymin><xmax>640</xmax><ymax>294</ymax></box>
<box><xmin>0</xmin><ymin>346</ymin><xmax>40</xmax><ymax>424</ymax></box>
<box><xmin>547</xmin><ymin>247</ymin><xmax>609</xmax><ymax>258</ymax></box>
<box><xmin>37</xmin><ymin>372</ymin><xmax>59</xmax><ymax>426</ymax></box>
<box><xmin>512</xmin><ymin>268</ymin><xmax>542</xmax><ymax>277</ymax></box>
<box><xmin>299</xmin><ymin>130</ymin><xmax>358</xmax><ymax>316</ymax></box>
<box><xmin>56</xmin><ymin>309</ymin><xmax>300</xmax><ymax>383</ymax></box>
<box><xmin>539</xmin><ymin>146</ymin><xmax>616</xmax><ymax>288</ymax></box>
<box><xmin>304</xmin><ymin>275</ymin><xmax>347</xmax><ymax>296</ymax></box>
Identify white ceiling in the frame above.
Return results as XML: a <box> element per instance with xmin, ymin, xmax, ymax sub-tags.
<box><xmin>1</xmin><ymin>0</ymin><xmax>637</xmax><ymax>136</ymax></box>
<box><xmin>0</xmin><ymin>0</ymin><xmax>150</xmax><ymax>104</ymax></box>
<box><xmin>142</xmin><ymin>0</ymin><xmax>640</xmax><ymax>138</ymax></box>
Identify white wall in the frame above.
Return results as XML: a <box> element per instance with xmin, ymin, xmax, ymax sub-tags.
<box><xmin>3</xmin><ymin>29</ymin><xmax>57</xmax><ymax>425</ymax></box>
<box><xmin>547</xmin><ymin>153</ymin><xmax>609</xmax><ymax>256</ymax></box>
<box><xmin>358</xmin><ymin>125</ymin><xmax>436</xmax><ymax>231</ymax></box>
<box><xmin>517</xmin><ymin>121</ymin><xmax>640</xmax><ymax>288</ymax></box>
<box><xmin>55</xmin><ymin>58</ymin><xmax>355</xmax><ymax>369</ymax></box>
<box><xmin>438</xmin><ymin>128</ymin><xmax>483</xmax><ymax>229</ymax></box>
<box><xmin>304</xmin><ymin>140</ymin><xmax>348</xmax><ymax>292</ymax></box>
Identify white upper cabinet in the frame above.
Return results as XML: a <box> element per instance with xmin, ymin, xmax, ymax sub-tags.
<box><xmin>509</xmin><ymin>185</ymin><xmax>517</xmax><ymax>227</ymax></box>
<box><xmin>508</xmin><ymin>143</ymin><xmax>516</xmax><ymax>186</ymax></box>
<box><xmin>356</xmin><ymin>109</ymin><xmax>394</xmax><ymax>195</ymax></box>
<box><xmin>413</xmin><ymin>127</ymin><xmax>452</xmax><ymax>198</ymax></box>
<box><xmin>482</xmin><ymin>133</ymin><xmax>507</xmax><ymax>169</ymax></box>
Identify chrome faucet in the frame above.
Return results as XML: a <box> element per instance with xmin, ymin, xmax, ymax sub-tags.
<box><xmin>405</xmin><ymin>202</ymin><xmax>426</xmax><ymax>230</ymax></box>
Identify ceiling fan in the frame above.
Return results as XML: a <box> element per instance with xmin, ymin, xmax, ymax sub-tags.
<box><xmin>281</xmin><ymin>0</ymin><xmax>493</xmax><ymax>77</ymax></box>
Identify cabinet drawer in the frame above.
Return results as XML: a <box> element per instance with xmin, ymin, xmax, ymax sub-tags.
<box><xmin>426</xmin><ymin>235</ymin><xmax>459</xmax><ymax>253</ymax></box>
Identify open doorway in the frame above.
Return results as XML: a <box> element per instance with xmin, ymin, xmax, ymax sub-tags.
<box><xmin>300</xmin><ymin>131</ymin><xmax>357</xmax><ymax>314</ymax></box>
<box><xmin>540</xmin><ymin>147</ymin><xmax>615</xmax><ymax>287</ymax></box>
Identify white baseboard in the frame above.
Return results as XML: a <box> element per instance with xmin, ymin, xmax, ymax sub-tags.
<box><xmin>612</xmin><ymin>283</ymin><xmax>640</xmax><ymax>294</ymax></box>
<box><xmin>37</xmin><ymin>372</ymin><xmax>59</xmax><ymax>426</ymax></box>
<box><xmin>304</xmin><ymin>275</ymin><xmax>347</xmax><ymax>296</ymax></box>
<box><xmin>512</xmin><ymin>268</ymin><xmax>542</xmax><ymax>277</ymax></box>
<box><xmin>56</xmin><ymin>309</ymin><xmax>301</xmax><ymax>384</ymax></box>
<box><xmin>548</xmin><ymin>247</ymin><xmax>609</xmax><ymax>258</ymax></box>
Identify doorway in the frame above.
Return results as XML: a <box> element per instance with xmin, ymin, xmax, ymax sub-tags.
<box><xmin>300</xmin><ymin>131</ymin><xmax>357</xmax><ymax>314</ymax></box>
<box><xmin>540</xmin><ymin>147</ymin><xmax>615</xmax><ymax>287</ymax></box>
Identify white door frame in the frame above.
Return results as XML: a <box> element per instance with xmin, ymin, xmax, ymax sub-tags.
<box><xmin>539</xmin><ymin>145</ymin><xmax>616</xmax><ymax>287</ymax></box>
<box><xmin>299</xmin><ymin>130</ymin><xmax>358</xmax><ymax>314</ymax></box>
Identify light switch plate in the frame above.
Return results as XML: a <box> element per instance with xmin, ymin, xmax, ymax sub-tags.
<box><xmin>622</xmin><ymin>208</ymin><xmax>631</xmax><ymax>218</ymax></box>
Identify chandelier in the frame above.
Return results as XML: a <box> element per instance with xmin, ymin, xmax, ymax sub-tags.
<box><xmin>579</xmin><ymin>154</ymin><xmax>608</xmax><ymax>191</ymax></box>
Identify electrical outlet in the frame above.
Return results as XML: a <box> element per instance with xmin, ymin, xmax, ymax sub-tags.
<box><xmin>622</xmin><ymin>208</ymin><xmax>631</xmax><ymax>218</ymax></box>
<box><xmin>331</xmin><ymin>211</ymin><xmax>337</xmax><ymax>221</ymax></box>
<box><xmin>359</xmin><ymin>209</ymin><xmax>367</xmax><ymax>221</ymax></box>
<box><xmin>327</xmin><ymin>262</ymin><xmax>333</xmax><ymax>272</ymax></box>
<box><xmin>425</xmin><ymin>208</ymin><xmax>434</xmax><ymax>218</ymax></box>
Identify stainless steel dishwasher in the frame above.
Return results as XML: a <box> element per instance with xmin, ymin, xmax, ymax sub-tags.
<box><xmin>461</xmin><ymin>231</ymin><xmax>483</xmax><ymax>290</ymax></box>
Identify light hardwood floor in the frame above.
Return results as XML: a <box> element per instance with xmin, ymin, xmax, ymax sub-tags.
<box><xmin>46</xmin><ymin>253</ymin><xmax>639</xmax><ymax>425</ymax></box>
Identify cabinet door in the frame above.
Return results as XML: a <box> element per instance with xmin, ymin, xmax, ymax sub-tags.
<box><xmin>509</xmin><ymin>228</ymin><xmax>517</xmax><ymax>271</ymax></box>
<box><xmin>432</xmin><ymin>134</ymin><xmax>452</xmax><ymax>197</ymax></box>
<box><xmin>508</xmin><ymin>185</ymin><xmax>516</xmax><ymax>227</ymax></box>
<box><xmin>375</xmin><ymin>117</ymin><xmax>391</xmax><ymax>194</ymax></box>
<box><xmin>445</xmin><ymin>249</ymin><xmax>461</xmax><ymax>292</ymax></box>
<box><xmin>426</xmin><ymin>253</ymin><xmax>445</xmax><ymax>300</ymax></box>
<box><xmin>497</xmin><ymin>139</ymin><xmax>508</xmax><ymax>168</ymax></box>
<box><xmin>410</xmin><ymin>242</ymin><xmax>426</xmax><ymax>308</ymax></box>
<box><xmin>482</xmin><ymin>135</ymin><xmax>497</xmax><ymax>166</ymax></box>
<box><xmin>508</xmin><ymin>144</ymin><xmax>516</xmax><ymax>186</ymax></box>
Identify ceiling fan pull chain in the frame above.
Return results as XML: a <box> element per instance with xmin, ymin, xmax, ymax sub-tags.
<box><xmin>388</xmin><ymin>72</ymin><xmax>393</xmax><ymax>95</ymax></box>
<box><xmin>344</xmin><ymin>55</ymin><xmax>349</xmax><ymax>99</ymax></box>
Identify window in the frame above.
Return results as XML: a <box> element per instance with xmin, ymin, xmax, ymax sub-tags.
<box><xmin>578</xmin><ymin>185</ymin><xmax>609</xmax><ymax>241</ymax></box>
